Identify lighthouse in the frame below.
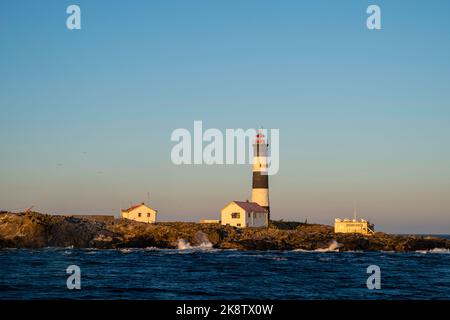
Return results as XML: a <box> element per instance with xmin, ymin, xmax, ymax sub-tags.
<box><xmin>252</xmin><ymin>130</ymin><xmax>270</xmax><ymax>220</ymax></box>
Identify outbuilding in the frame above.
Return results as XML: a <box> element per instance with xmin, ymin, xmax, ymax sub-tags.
<box><xmin>121</xmin><ymin>202</ymin><xmax>157</xmax><ymax>223</ymax></box>
<box><xmin>221</xmin><ymin>201</ymin><xmax>268</xmax><ymax>228</ymax></box>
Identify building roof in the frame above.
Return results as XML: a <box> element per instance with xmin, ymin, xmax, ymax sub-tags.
<box><xmin>122</xmin><ymin>203</ymin><xmax>147</xmax><ymax>213</ymax></box>
<box><xmin>233</xmin><ymin>201</ymin><xmax>268</xmax><ymax>213</ymax></box>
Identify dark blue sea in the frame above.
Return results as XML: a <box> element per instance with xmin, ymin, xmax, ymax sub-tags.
<box><xmin>1</xmin><ymin>243</ymin><xmax>450</xmax><ymax>300</ymax></box>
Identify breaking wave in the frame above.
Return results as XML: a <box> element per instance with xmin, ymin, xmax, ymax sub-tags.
<box><xmin>176</xmin><ymin>231</ymin><xmax>214</xmax><ymax>251</ymax></box>
<box><xmin>119</xmin><ymin>248</ymin><xmax>135</xmax><ymax>254</ymax></box>
<box><xmin>416</xmin><ymin>248</ymin><xmax>450</xmax><ymax>254</ymax></box>
<box><xmin>144</xmin><ymin>246</ymin><xmax>160</xmax><ymax>251</ymax></box>
<box><xmin>293</xmin><ymin>240</ymin><xmax>341</xmax><ymax>253</ymax></box>
<box><xmin>177</xmin><ymin>239</ymin><xmax>213</xmax><ymax>250</ymax></box>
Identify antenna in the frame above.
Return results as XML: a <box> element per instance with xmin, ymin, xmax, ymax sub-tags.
<box><xmin>353</xmin><ymin>200</ymin><xmax>357</xmax><ymax>220</ymax></box>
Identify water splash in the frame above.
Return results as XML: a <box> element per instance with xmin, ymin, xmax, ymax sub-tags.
<box><xmin>315</xmin><ymin>240</ymin><xmax>341</xmax><ymax>252</ymax></box>
<box><xmin>177</xmin><ymin>239</ymin><xmax>213</xmax><ymax>250</ymax></box>
<box><xmin>293</xmin><ymin>240</ymin><xmax>341</xmax><ymax>252</ymax></box>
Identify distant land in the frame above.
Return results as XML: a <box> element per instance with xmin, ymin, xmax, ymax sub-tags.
<box><xmin>0</xmin><ymin>211</ymin><xmax>449</xmax><ymax>252</ymax></box>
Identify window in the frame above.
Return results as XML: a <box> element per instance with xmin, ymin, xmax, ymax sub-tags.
<box><xmin>138</xmin><ymin>213</ymin><xmax>142</xmax><ymax>217</ymax></box>
<box><xmin>247</xmin><ymin>212</ymin><xmax>250</xmax><ymax>218</ymax></box>
<box><xmin>147</xmin><ymin>213</ymin><xmax>151</xmax><ymax>217</ymax></box>
<box><xmin>237</xmin><ymin>223</ymin><xmax>241</xmax><ymax>227</ymax></box>
<box><xmin>231</xmin><ymin>212</ymin><xmax>240</xmax><ymax>219</ymax></box>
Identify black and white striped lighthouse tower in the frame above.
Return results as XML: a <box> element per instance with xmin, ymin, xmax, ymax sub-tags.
<box><xmin>252</xmin><ymin>130</ymin><xmax>270</xmax><ymax>219</ymax></box>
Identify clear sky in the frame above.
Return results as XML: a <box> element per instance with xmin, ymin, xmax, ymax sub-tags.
<box><xmin>1</xmin><ymin>0</ymin><xmax>450</xmax><ymax>233</ymax></box>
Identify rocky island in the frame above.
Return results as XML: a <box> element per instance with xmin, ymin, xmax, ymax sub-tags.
<box><xmin>0</xmin><ymin>211</ymin><xmax>449</xmax><ymax>252</ymax></box>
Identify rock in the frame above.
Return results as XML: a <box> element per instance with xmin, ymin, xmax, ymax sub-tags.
<box><xmin>1</xmin><ymin>212</ymin><xmax>449</xmax><ymax>252</ymax></box>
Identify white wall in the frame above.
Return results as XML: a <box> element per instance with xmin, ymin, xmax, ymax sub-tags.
<box><xmin>122</xmin><ymin>205</ymin><xmax>157</xmax><ymax>223</ymax></box>
<box><xmin>221</xmin><ymin>202</ymin><xmax>268</xmax><ymax>228</ymax></box>
<box><xmin>247</xmin><ymin>211</ymin><xmax>268</xmax><ymax>227</ymax></box>
<box><xmin>221</xmin><ymin>202</ymin><xmax>246</xmax><ymax>228</ymax></box>
<box><xmin>335</xmin><ymin>222</ymin><xmax>368</xmax><ymax>234</ymax></box>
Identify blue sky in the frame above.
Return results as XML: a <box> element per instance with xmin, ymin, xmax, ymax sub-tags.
<box><xmin>1</xmin><ymin>0</ymin><xmax>450</xmax><ymax>233</ymax></box>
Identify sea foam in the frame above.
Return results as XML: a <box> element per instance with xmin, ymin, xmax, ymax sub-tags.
<box><xmin>293</xmin><ymin>240</ymin><xmax>341</xmax><ymax>252</ymax></box>
<box><xmin>177</xmin><ymin>239</ymin><xmax>213</xmax><ymax>250</ymax></box>
<box><xmin>416</xmin><ymin>248</ymin><xmax>450</xmax><ymax>254</ymax></box>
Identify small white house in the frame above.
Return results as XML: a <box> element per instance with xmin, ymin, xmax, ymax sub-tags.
<box><xmin>221</xmin><ymin>201</ymin><xmax>268</xmax><ymax>228</ymax></box>
<box><xmin>121</xmin><ymin>203</ymin><xmax>157</xmax><ymax>223</ymax></box>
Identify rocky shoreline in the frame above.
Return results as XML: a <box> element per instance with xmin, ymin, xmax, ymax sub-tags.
<box><xmin>0</xmin><ymin>212</ymin><xmax>449</xmax><ymax>252</ymax></box>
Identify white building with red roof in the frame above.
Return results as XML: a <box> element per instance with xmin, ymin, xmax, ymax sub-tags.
<box><xmin>221</xmin><ymin>200</ymin><xmax>268</xmax><ymax>228</ymax></box>
<box><xmin>121</xmin><ymin>202</ymin><xmax>157</xmax><ymax>224</ymax></box>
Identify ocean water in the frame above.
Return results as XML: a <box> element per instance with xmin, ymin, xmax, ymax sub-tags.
<box><xmin>1</xmin><ymin>244</ymin><xmax>450</xmax><ymax>300</ymax></box>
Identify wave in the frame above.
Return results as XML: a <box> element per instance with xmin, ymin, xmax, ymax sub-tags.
<box><xmin>119</xmin><ymin>248</ymin><xmax>135</xmax><ymax>254</ymax></box>
<box><xmin>416</xmin><ymin>248</ymin><xmax>450</xmax><ymax>254</ymax></box>
<box><xmin>144</xmin><ymin>246</ymin><xmax>160</xmax><ymax>251</ymax></box>
<box><xmin>177</xmin><ymin>239</ymin><xmax>213</xmax><ymax>251</ymax></box>
<box><xmin>293</xmin><ymin>240</ymin><xmax>341</xmax><ymax>253</ymax></box>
